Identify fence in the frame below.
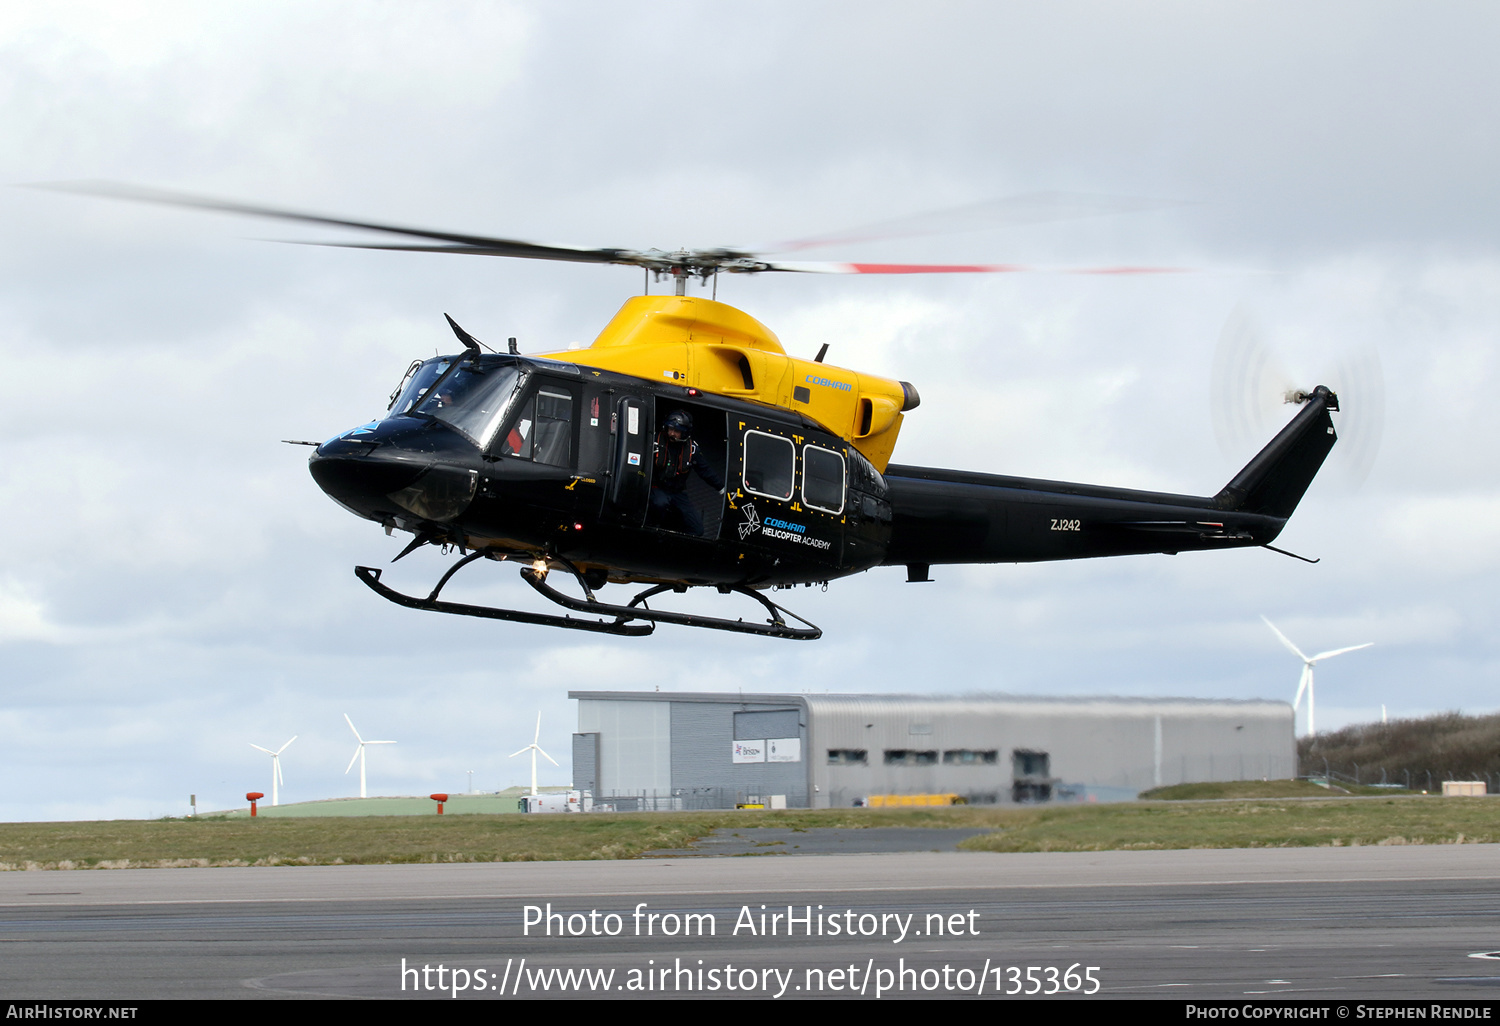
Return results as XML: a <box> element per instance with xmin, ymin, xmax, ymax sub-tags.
<box><xmin>1302</xmin><ymin>762</ymin><xmax>1498</xmax><ymax>792</ymax></box>
<box><xmin>591</xmin><ymin>787</ymin><xmax>790</xmax><ymax>812</ymax></box>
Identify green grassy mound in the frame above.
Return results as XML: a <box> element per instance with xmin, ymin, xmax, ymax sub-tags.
<box><xmin>2</xmin><ymin>796</ymin><xmax>1493</xmax><ymax>869</ymax></box>
<box><xmin>957</xmin><ymin>797</ymin><xmax>1493</xmax><ymax>853</ymax></box>
<box><xmin>1137</xmin><ymin>780</ymin><xmax>1416</xmax><ymax>800</ymax></box>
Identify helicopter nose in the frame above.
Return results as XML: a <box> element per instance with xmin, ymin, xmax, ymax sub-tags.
<box><xmin>308</xmin><ymin>445</ymin><xmax>427</xmax><ymax>518</ymax></box>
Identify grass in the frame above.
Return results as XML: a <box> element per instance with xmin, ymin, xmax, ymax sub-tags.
<box><xmin>957</xmin><ymin>797</ymin><xmax>1500</xmax><ymax>853</ymax></box>
<box><xmin>0</xmin><ymin>808</ymin><xmax>1005</xmax><ymax>870</ymax></box>
<box><xmin>1</xmin><ymin>796</ymin><xmax>1496</xmax><ymax>869</ymax></box>
<box><xmin>1137</xmin><ymin>780</ymin><xmax>1414</xmax><ymax>800</ymax></box>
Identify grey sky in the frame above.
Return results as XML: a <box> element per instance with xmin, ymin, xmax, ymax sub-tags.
<box><xmin>2</xmin><ymin>2</ymin><xmax>1498</xmax><ymax>819</ymax></box>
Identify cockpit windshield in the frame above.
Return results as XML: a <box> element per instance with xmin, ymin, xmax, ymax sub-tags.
<box><xmin>388</xmin><ymin>356</ymin><xmax>525</xmax><ymax>450</ymax></box>
<box><xmin>387</xmin><ymin>359</ymin><xmax>450</xmax><ymax>418</ymax></box>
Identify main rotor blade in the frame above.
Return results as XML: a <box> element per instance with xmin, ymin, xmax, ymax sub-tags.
<box><xmin>508</xmin><ymin>746</ymin><xmax>531</xmax><ymax>759</ymax></box>
<box><xmin>345</xmin><ymin>746</ymin><xmax>361</xmax><ymax>775</ymax></box>
<box><xmin>344</xmin><ymin>713</ymin><xmax>363</xmax><ymax>744</ymax></box>
<box><xmin>533</xmin><ymin>711</ymin><xmax>542</xmax><ymax>745</ymax></box>
<box><xmin>1311</xmin><ymin>642</ymin><xmax>1374</xmax><ymax>662</ymax></box>
<box><xmin>1292</xmin><ymin>664</ymin><xmax>1309</xmax><ymax>710</ymax></box>
<box><xmin>249</xmin><ymin>743</ymin><xmax>274</xmax><ymax>755</ymax></box>
<box><xmin>1261</xmin><ymin>616</ymin><xmax>1310</xmax><ymax>663</ymax></box>
<box><xmin>33</xmin><ymin>181</ymin><xmax>1187</xmax><ymax>278</ymax></box>
<box><xmin>275</xmin><ymin>736</ymin><xmax>298</xmax><ymax>755</ymax></box>
<box><xmin>766</xmin><ymin>191</ymin><xmax>1180</xmax><ymax>253</ymax></box>
<box><xmin>283</xmin><ymin>239</ymin><xmax>634</xmax><ymax>265</ymax></box>
<box><xmin>31</xmin><ymin>181</ymin><xmax>633</xmax><ymax>266</ymax></box>
<box><xmin>759</xmin><ymin>260</ymin><xmax>1185</xmax><ymax>275</ymax></box>
<box><xmin>536</xmin><ymin>746</ymin><xmax>560</xmax><ymax>767</ymax></box>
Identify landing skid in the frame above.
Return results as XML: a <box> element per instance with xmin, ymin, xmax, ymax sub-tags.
<box><xmin>354</xmin><ymin>552</ymin><xmax>821</xmax><ymax>640</ymax></box>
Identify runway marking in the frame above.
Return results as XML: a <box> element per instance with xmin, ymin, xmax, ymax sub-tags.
<box><xmin>6</xmin><ymin>871</ymin><xmax>1500</xmax><ymax>908</ymax></box>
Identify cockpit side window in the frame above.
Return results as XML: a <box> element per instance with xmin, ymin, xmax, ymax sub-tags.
<box><xmin>498</xmin><ymin>386</ymin><xmax>576</xmax><ymax>468</ymax></box>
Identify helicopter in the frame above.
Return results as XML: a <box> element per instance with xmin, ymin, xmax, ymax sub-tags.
<box><xmin>45</xmin><ymin>183</ymin><xmax>1341</xmax><ymax>640</ymax></box>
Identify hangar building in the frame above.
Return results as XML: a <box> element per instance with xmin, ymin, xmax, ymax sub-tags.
<box><xmin>570</xmin><ymin>690</ymin><xmax>1294</xmax><ymax>809</ymax></box>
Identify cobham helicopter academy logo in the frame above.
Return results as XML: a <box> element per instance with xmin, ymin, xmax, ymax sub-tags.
<box><xmin>739</xmin><ymin>504</ymin><xmax>831</xmax><ymax>551</ymax></box>
<box><xmin>738</xmin><ymin>503</ymin><xmax>761</xmax><ymax>540</ymax></box>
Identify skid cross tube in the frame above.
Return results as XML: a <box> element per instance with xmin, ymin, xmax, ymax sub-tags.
<box><xmin>521</xmin><ymin>570</ymin><xmax>822</xmax><ymax>640</ymax></box>
<box><xmin>354</xmin><ymin>561</ymin><xmax>654</xmax><ymax>636</ymax></box>
<box><xmin>355</xmin><ymin>552</ymin><xmax>822</xmax><ymax>639</ymax></box>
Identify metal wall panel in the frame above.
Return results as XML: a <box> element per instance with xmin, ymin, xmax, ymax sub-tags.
<box><xmin>576</xmin><ymin>700</ymin><xmax>671</xmax><ymax>795</ymax></box>
<box><xmin>733</xmin><ymin>709</ymin><xmax>800</xmax><ymax>740</ymax></box>
<box><xmin>801</xmin><ymin>695</ymin><xmax>1294</xmax><ymax>807</ymax></box>
<box><xmin>572</xmin><ymin>732</ymin><xmax>599</xmax><ymax>794</ymax></box>
<box><xmin>672</xmin><ymin>701</ymin><xmax>809</xmax><ymax>808</ymax></box>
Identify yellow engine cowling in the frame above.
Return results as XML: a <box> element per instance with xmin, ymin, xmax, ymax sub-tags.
<box><xmin>539</xmin><ymin>296</ymin><xmax>917</xmax><ymax>472</ymax></box>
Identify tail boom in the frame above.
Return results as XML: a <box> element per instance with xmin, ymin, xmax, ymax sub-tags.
<box><xmin>881</xmin><ymin>386</ymin><xmax>1338</xmax><ymax>569</ymax></box>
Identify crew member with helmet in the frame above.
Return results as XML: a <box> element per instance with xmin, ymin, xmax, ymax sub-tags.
<box><xmin>649</xmin><ymin>409</ymin><xmax>724</xmax><ymax>536</ymax></box>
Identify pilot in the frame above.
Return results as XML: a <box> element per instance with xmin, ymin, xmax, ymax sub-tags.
<box><xmin>649</xmin><ymin>409</ymin><xmax>723</xmax><ymax>536</ymax></box>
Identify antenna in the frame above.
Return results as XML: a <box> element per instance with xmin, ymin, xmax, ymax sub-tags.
<box><xmin>344</xmin><ymin>714</ymin><xmax>396</xmax><ymax>798</ymax></box>
<box><xmin>1261</xmin><ymin>616</ymin><xmax>1372</xmax><ymax>736</ymax></box>
<box><xmin>248</xmin><ymin>736</ymin><xmax>297</xmax><ymax>806</ymax></box>
<box><xmin>508</xmin><ymin>711</ymin><xmax>559</xmax><ymax>797</ymax></box>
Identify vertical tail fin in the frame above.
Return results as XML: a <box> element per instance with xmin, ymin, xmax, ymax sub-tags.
<box><xmin>1215</xmin><ymin>386</ymin><xmax>1338</xmax><ymax>517</ymax></box>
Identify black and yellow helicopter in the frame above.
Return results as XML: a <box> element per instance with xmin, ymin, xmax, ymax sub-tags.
<box><xmin>51</xmin><ymin>184</ymin><xmax>1340</xmax><ymax>640</ymax></box>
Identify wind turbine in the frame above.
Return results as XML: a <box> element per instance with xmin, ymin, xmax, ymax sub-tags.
<box><xmin>249</xmin><ymin>736</ymin><xmax>297</xmax><ymax>806</ymax></box>
<box><xmin>344</xmin><ymin>714</ymin><xmax>395</xmax><ymax>798</ymax></box>
<box><xmin>509</xmin><ymin>712</ymin><xmax>558</xmax><ymax>797</ymax></box>
<box><xmin>1262</xmin><ymin>616</ymin><xmax>1373</xmax><ymax>736</ymax></box>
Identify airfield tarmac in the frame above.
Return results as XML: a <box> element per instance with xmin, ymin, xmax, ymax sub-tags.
<box><xmin>1</xmin><ymin>844</ymin><xmax>1498</xmax><ymax>1000</ymax></box>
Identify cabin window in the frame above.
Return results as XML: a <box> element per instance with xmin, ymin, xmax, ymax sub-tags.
<box><xmin>499</xmin><ymin>387</ymin><xmax>574</xmax><ymax>467</ymax></box>
<box><xmin>801</xmin><ymin>446</ymin><xmax>845</xmax><ymax>514</ymax></box>
<box><xmin>742</xmin><ymin>430</ymin><xmax>795</xmax><ymax>501</ymax></box>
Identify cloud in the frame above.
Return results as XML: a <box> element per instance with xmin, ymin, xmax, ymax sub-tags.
<box><xmin>3</xmin><ymin>4</ymin><xmax>1500</xmax><ymax>819</ymax></box>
